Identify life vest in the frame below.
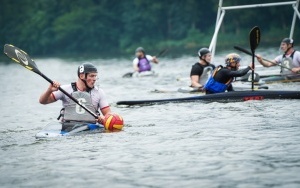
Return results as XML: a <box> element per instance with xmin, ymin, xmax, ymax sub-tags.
<box><xmin>62</xmin><ymin>83</ymin><xmax>97</xmax><ymax>123</ymax></box>
<box><xmin>138</xmin><ymin>57</ymin><xmax>151</xmax><ymax>72</ymax></box>
<box><xmin>199</xmin><ymin>66</ymin><xmax>214</xmax><ymax>85</ymax></box>
<box><xmin>281</xmin><ymin>50</ymin><xmax>296</xmax><ymax>75</ymax></box>
<box><xmin>204</xmin><ymin>66</ymin><xmax>233</xmax><ymax>93</ymax></box>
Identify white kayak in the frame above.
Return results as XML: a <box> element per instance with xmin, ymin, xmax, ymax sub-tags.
<box><xmin>123</xmin><ymin>71</ymin><xmax>158</xmax><ymax>78</ymax></box>
<box><xmin>35</xmin><ymin>122</ymin><xmax>105</xmax><ymax>138</ymax></box>
<box><xmin>132</xmin><ymin>71</ymin><xmax>158</xmax><ymax>77</ymax></box>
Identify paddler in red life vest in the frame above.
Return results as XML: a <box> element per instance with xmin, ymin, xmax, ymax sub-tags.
<box><xmin>39</xmin><ymin>63</ymin><xmax>111</xmax><ymax>124</ymax></box>
<box><xmin>204</xmin><ymin>53</ymin><xmax>253</xmax><ymax>94</ymax></box>
<box><xmin>133</xmin><ymin>47</ymin><xmax>159</xmax><ymax>73</ymax></box>
<box><xmin>256</xmin><ymin>38</ymin><xmax>300</xmax><ymax>74</ymax></box>
<box><xmin>190</xmin><ymin>48</ymin><xmax>216</xmax><ymax>90</ymax></box>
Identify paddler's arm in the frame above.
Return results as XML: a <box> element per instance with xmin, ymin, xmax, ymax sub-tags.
<box><xmin>133</xmin><ymin>64</ymin><xmax>139</xmax><ymax>72</ymax></box>
<box><xmin>191</xmin><ymin>75</ymin><xmax>203</xmax><ymax>88</ymax></box>
<box><xmin>152</xmin><ymin>56</ymin><xmax>159</xmax><ymax>64</ymax></box>
<box><xmin>228</xmin><ymin>63</ymin><xmax>253</xmax><ymax>77</ymax></box>
<box><xmin>256</xmin><ymin>54</ymin><xmax>276</xmax><ymax>67</ymax></box>
<box><xmin>133</xmin><ymin>58</ymin><xmax>139</xmax><ymax>72</ymax></box>
<box><xmin>39</xmin><ymin>81</ymin><xmax>60</xmax><ymax>104</ymax></box>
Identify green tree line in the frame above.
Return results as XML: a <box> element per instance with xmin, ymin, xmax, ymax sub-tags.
<box><xmin>0</xmin><ymin>0</ymin><xmax>299</xmax><ymax>58</ymax></box>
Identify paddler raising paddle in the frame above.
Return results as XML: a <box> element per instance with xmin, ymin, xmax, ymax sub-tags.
<box><xmin>133</xmin><ymin>47</ymin><xmax>159</xmax><ymax>73</ymax></box>
<box><xmin>204</xmin><ymin>53</ymin><xmax>253</xmax><ymax>94</ymax></box>
<box><xmin>39</xmin><ymin>63</ymin><xmax>111</xmax><ymax>124</ymax></box>
<box><xmin>256</xmin><ymin>38</ymin><xmax>300</xmax><ymax>74</ymax></box>
<box><xmin>190</xmin><ymin>48</ymin><xmax>215</xmax><ymax>89</ymax></box>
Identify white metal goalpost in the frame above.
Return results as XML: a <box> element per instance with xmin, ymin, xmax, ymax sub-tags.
<box><xmin>209</xmin><ymin>0</ymin><xmax>300</xmax><ymax>60</ymax></box>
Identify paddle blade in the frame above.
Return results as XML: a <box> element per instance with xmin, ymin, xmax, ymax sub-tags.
<box><xmin>249</xmin><ymin>26</ymin><xmax>260</xmax><ymax>52</ymax></box>
<box><xmin>122</xmin><ymin>72</ymin><xmax>133</xmax><ymax>78</ymax></box>
<box><xmin>4</xmin><ymin>44</ymin><xmax>41</xmax><ymax>74</ymax></box>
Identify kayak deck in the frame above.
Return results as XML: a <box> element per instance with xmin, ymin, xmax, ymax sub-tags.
<box><xmin>36</xmin><ymin>122</ymin><xmax>105</xmax><ymax>138</ymax></box>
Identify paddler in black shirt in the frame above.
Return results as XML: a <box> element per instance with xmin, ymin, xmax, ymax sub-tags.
<box><xmin>190</xmin><ymin>48</ymin><xmax>215</xmax><ymax>90</ymax></box>
<box><xmin>204</xmin><ymin>53</ymin><xmax>253</xmax><ymax>94</ymax></box>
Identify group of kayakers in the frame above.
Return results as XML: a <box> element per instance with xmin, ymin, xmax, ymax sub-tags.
<box><xmin>39</xmin><ymin>37</ymin><xmax>299</xmax><ymax>124</ymax></box>
<box><xmin>190</xmin><ymin>37</ymin><xmax>299</xmax><ymax>93</ymax></box>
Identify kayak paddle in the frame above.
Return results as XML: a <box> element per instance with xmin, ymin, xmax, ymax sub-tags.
<box><xmin>249</xmin><ymin>26</ymin><xmax>260</xmax><ymax>91</ymax></box>
<box><xmin>122</xmin><ymin>48</ymin><xmax>168</xmax><ymax>78</ymax></box>
<box><xmin>3</xmin><ymin>44</ymin><xmax>98</xmax><ymax>119</ymax></box>
<box><xmin>234</xmin><ymin>46</ymin><xmax>296</xmax><ymax>73</ymax></box>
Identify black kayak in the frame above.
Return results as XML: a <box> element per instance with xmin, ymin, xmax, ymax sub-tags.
<box><xmin>116</xmin><ymin>90</ymin><xmax>300</xmax><ymax>106</ymax></box>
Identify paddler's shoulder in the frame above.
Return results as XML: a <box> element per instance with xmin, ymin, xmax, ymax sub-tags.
<box><xmin>294</xmin><ymin>50</ymin><xmax>300</xmax><ymax>55</ymax></box>
<box><xmin>91</xmin><ymin>86</ymin><xmax>106</xmax><ymax>94</ymax></box>
<box><xmin>192</xmin><ymin>62</ymin><xmax>202</xmax><ymax>67</ymax></box>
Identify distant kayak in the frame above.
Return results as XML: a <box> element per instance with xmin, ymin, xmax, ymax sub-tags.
<box><xmin>122</xmin><ymin>71</ymin><xmax>158</xmax><ymax>78</ymax></box>
<box><xmin>35</xmin><ymin>122</ymin><xmax>104</xmax><ymax>138</ymax></box>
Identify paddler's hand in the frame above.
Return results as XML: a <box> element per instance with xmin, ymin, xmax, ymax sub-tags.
<box><xmin>256</xmin><ymin>54</ymin><xmax>263</xmax><ymax>63</ymax></box>
<box><xmin>97</xmin><ymin>115</ymin><xmax>105</xmax><ymax>124</ymax></box>
<box><xmin>152</xmin><ymin>56</ymin><xmax>159</xmax><ymax>64</ymax></box>
<box><xmin>48</xmin><ymin>81</ymin><xmax>60</xmax><ymax>92</ymax></box>
<box><xmin>248</xmin><ymin>63</ymin><xmax>254</xmax><ymax>70</ymax></box>
<box><xmin>291</xmin><ymin>67</ymin><xmax>300</xmax><ymax>73</ymax></box>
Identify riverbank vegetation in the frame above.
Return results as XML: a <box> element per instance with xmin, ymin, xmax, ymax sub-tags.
<box><xmin>1</xmin><ymin>0</ymin><xmax>299</xmax><ymax>59</ymax></box>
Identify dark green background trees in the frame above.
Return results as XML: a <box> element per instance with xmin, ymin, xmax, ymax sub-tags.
<box><xmin>1</xmin><ymin>0</ymin><xmax>299</xmax><ymax>57</ymax></box>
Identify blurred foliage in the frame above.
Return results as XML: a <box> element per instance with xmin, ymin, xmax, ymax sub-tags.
<box><xmin>0</xmin><ymin>0</ymin><xmax>299</xmax><ymax>58</ymax></box>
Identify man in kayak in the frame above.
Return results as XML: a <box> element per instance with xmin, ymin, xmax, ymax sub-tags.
<box><xmin>39</xmin><ymin>63</ymin><xmax>111</xmax><ymax>124</ymax></box>
<box><xmin>204</xmin><ymin>53</ymin><xmax>253</xmax><ymax>94</ymax></box>
<box><xmin>256</xmin><ymin>38</ymin><xmax>300</xmax><ymax>74</ymax></box>
<box><xmin>133</xmin><ymin>47</ymin><xmax>159</xmax><ymax>73</ymax></box>
<box><xmin>190</xmin><ymin>48</ymin><xmax>215</xmax><ymax>89</ymax></box>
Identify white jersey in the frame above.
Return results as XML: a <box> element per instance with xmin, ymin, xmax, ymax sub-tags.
<box><xmin>52</xmin><ymin>84</ymin><xmax>109</xmax><ymax>111</ymax></box>
<box><xmin>132</xmin><ymin>55</ymin><xmax>153</xmax><ymax>65</ymax></box>
<box><xmin>274</xmin><ymin>50</ymin><xmax>300</xmax><ymax>68</ymax></box>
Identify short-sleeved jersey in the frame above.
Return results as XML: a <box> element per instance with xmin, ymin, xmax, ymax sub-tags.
<box><xmin>52</xmin><ymin>84</ymin><xmax>109</xmax><ymax>111</ymax></box>
<box><xmin>190</xmin><ymin>63</ymin><xmax>215</xmax><ymax>77</ymax></box>
<box><xmin>274</xmin><ymin>50</ymin><xmax>300</xmax><ymax>68</ymax></box>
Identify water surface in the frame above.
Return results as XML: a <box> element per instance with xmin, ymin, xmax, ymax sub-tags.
<box><xmin>0</xmin><ymin>49</ymin><xmax>300</xmax><ymax>187</ymax></box>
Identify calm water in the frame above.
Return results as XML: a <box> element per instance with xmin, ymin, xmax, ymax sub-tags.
<box><xmin>1</xmin><ymin>48</ymin><xmax>300</xmax><ymax>188</ymax></box>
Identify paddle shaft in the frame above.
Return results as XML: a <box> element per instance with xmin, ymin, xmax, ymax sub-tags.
<box><xmin>155</xmin><ymin>48</ymin><xmax>168</xmax><ymax>57</ymax></box>
<box><xmin>234</xmin><ymin>46</ymin><xmax>294</xmax><ymax>72</ymax></box>
<box><xmin>251</xmin><ymin>50</ymin><xmax>255</xmax><ymax>90</ymax></box>
<box><xmin>249</xmin><ymin>26</ymin><xmax>260</xmax><ymax>91</ymax></box>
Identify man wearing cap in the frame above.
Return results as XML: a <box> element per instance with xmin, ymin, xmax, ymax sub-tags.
<box><xmin>256</xmin><ymin>38</ymin><xmax>300</xmax><ymax>74</ymax></box>
<box><xmin>39</xmin><ymin>63</ymin><xmax>111</xmax><ymax>124</ymax></box>
<box><xmin>190</xmin><ymin>48</ymin><xmax>215</xmax><ymax>89</ymax></box>
<box><xmin>133</xmin><ymin>47</ymin><xmax>159</xmax><ymax>73</ymax></box>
